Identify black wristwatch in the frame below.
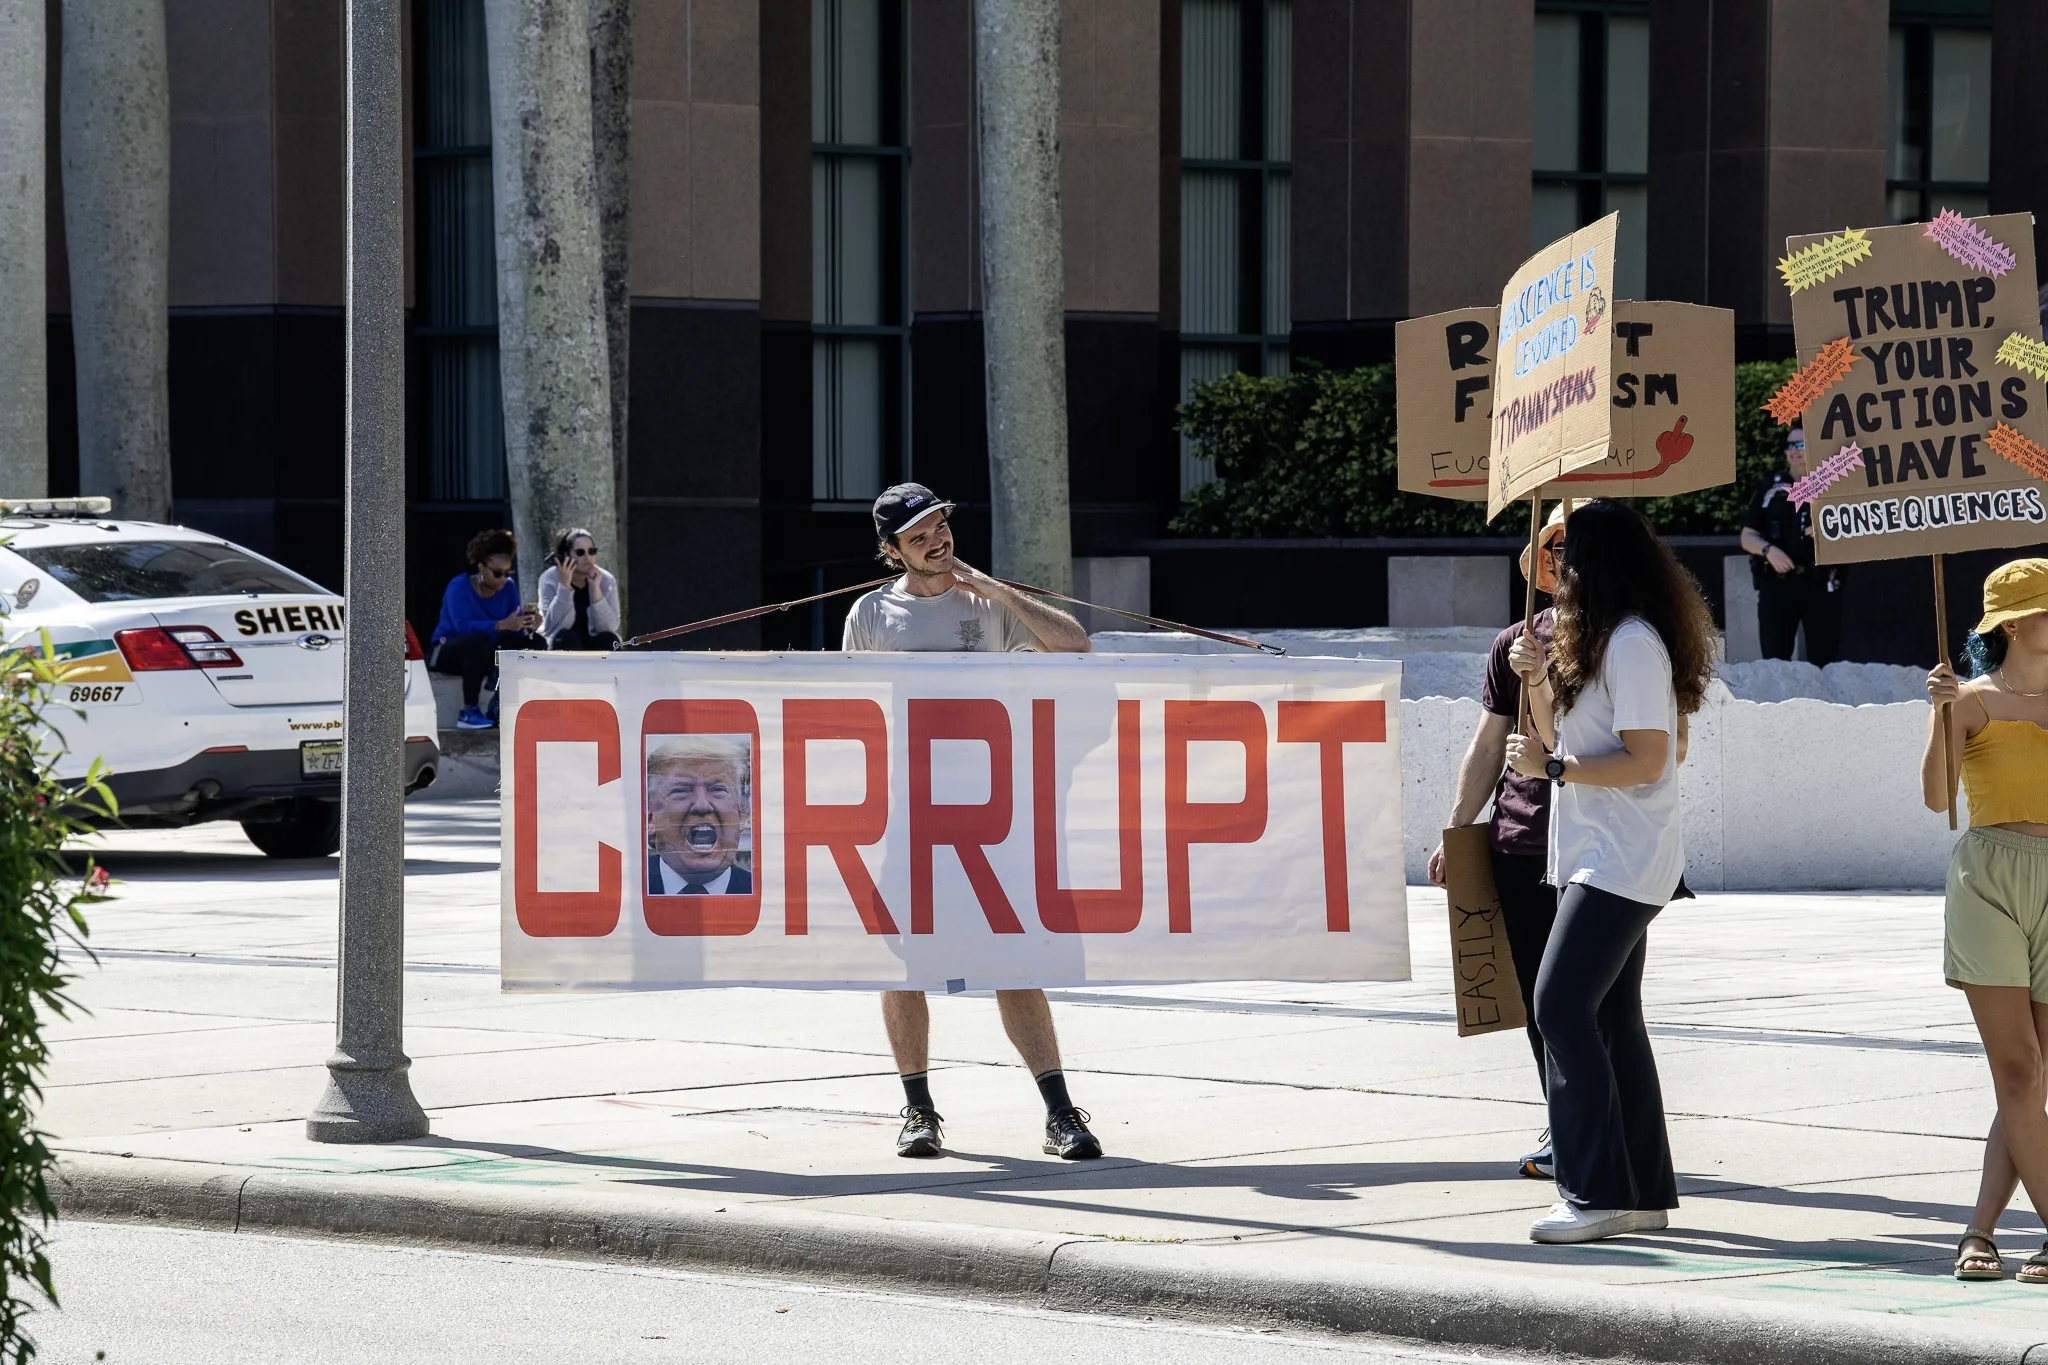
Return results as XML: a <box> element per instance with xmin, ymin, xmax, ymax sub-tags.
<box><xmin>1544</xmin><ymin>756</ymin><xmax>1567</xmax><ymax>786</ymax></box>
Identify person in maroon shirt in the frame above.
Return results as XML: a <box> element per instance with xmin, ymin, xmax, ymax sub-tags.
<box><xmin>1429</xmin><ymin>504</ymin><xmax>1692</xmax><ymax>1183</ymax></box>
<box><xmin>1429</xmin><ymin>507</ymin><xmax>1565</xmax><ymax>1181</ymax></box>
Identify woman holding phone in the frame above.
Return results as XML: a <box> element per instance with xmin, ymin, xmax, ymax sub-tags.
<box><xmin>539</xmin><ymin>527</ymin><xmax>622</xmax><ymax>650</ymax></box>
<box><xmin>1921</xmin><ymin>559</ymin><xmax>2048</xmax><ymax>1282</ymax></box>
<box><xmin>1503</xmin><ymin>498</ymin><xmax>1717</xmax><ymax>1244</ymax></box>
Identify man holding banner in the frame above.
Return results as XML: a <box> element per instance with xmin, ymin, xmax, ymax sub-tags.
<box><xmin>846</xmin><ymin>483</ymin><xmax>1104</xmax><ymax>1162</ymax></box>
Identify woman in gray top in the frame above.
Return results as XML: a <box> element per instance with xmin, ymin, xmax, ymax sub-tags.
<box><xmin>538</xmin><ymin>527</ymin><xmax>621</xmax><ymax>650</ymax></box>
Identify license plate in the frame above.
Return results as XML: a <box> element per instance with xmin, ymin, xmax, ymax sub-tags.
<box><xmin>300</xmin><ymin>740</ymin><xmax>344</xmax><ymax>776</ymax></box>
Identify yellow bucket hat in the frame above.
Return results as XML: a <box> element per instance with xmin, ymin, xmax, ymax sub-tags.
<box><xmin>1975</xmin><ymin>557</ymin><xmax>2048</xmax><ymax>635</ymax></box>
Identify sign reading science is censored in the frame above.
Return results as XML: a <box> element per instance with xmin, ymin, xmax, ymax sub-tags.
<box><xmin>1397</xmin><ymin>301</ymin><xmax>1734</xmax><ymax>501</ymax></box>
<box><xmin>1486</xmin><ymin>212</ymin><xmax>1620</xmax><ymax>519</ymax></box>
<box><xmin>500</xmin><ymin>652</ymin><xmax>1411</xmax><ymax>991</ymax></box>
<box><xmin>1787</xmin><ymin>212</ymin><xmax>2048</xmax><ymax>563</ymax></box>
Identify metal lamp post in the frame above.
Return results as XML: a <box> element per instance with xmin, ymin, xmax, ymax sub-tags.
<box><xmin>308</xmin><ymin>0</ymin><xmax>427</xmax><ymax>1144</ymax></box>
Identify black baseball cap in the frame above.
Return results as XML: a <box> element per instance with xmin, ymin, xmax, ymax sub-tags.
<box><xmin>872</xmin><ymin>483</ymin><xmax>955</xmax><ymax>539</ymax></box>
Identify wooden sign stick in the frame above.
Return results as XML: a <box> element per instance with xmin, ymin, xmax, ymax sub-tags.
<box><xmin>1517</xmin><ymin>496</ymin><xmax>1542</xmax><ymax>736</ymax></box>
<box><xmin>1933</xmin><ymin>552</ymin><xmax>1958</xmax><ymax>831</ymax></box>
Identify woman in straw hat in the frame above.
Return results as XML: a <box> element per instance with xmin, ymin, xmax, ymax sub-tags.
<box><xmin>1923</xmin><ymin>558</ymin><xmax>2048</xmax><ymax>1282</ymax></box>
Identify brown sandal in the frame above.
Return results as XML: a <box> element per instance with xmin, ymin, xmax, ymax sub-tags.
<box><xmin>1956</xmin><ymin>1227</ymin><xmax>2004</xmax><ymax>1281</ymax></box>
<box><xmin>2019</xmin><ymin>1243</ymin><xmax>2048</xmax><ymax>1285</ymax></box>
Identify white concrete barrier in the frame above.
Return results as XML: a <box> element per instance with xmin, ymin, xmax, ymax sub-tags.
<box><xmin>1398</xmin><ymin>691</ymin><xmax>1958</xmax><ymax>891</ymax></box>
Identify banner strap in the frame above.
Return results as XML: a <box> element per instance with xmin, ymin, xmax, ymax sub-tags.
<box><xmin>624</xmin><ymin>575</ymin><xmax>1287</xmax><ymax>656</ymax></box>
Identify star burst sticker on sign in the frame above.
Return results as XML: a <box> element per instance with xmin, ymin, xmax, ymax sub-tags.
<box><xmin>1984</xmin><ymin>423</ymin><xmax>2048</xmax><ymax>483</ymax></box>
<box><xmin>1762</xmin><ymin>337</ymin><xmax>1859</xmax><ymax>426</ymax></box>
<box><xmin>1925</xmin><ymin>209</ymin><xmax>2017</xmax><ymax>277</ymax></box>
<box><xmin>1776</xmin><ymin>228</ymin><xmax>1873</xmax><ymax>294</ymax></box>
<box><xmin>1995</xmin><ymin>331</ymin><xmax>2048</xmax><ymax>384</ymax></box>
<box><xmin>1788</xmin><ymin>443</ymin><xmax>1865</xmax><ymax>508</ymax></box>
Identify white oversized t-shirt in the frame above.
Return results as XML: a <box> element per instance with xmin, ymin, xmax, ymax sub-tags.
<box><xmin>1546</xmin><ymin>616</ymin><xmax>1683</xmax><ymax>905</ymax></box>
<box><xmin>841</xmin><ymin>578</ymin><xmax>1036</xmax><ymax>653</ymax></box>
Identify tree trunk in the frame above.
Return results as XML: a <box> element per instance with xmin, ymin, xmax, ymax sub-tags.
<box><xmin>0</xmin><ymin>0</ymin><xmax>46</xmax><ymax>498</ymax></box>
<box><xmin>588</xmin><ymin>0</ymin><xmax>632</xmax><ymax>623</ymax></box>
<box><xmin>60</xmin><ymin>0</ymin><xmax>171</xmax><ymax>521</ymax></box>
<box><xmin>482</xmin><ymin>0</ymin><xmax>617</xmax><ymax>599</ymax></box>
<box><xmin>974</xmin><ymin>0</ymin><xmax>1072</xmax><ymax>593</ymax></box>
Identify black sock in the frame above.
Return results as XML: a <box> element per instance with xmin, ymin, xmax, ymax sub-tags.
<box><xmin>901</xmin><ymin>1071</ymin><xmax>933</xmax><ymax>1112</ymax></box>
<box><xmin>1034</xmin><ymin>1069</ymin><xmax>1073</xmax><ymax>1116</ymax></box>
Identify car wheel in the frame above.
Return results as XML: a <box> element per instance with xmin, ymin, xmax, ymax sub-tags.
<box><xmin>240</xmin><ymin>800</ymin><xmax>341</xmax><ymax>858</ymax></box>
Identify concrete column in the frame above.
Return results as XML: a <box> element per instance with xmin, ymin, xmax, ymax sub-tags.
<box><xmin>308</xmin><ymin>0</ymin><xmax>427</xmax><ymax>1145</ymax></box>
<box><xmin>59</xmin><ymin>0</ymin><xmax>171</xmax><ymax>522</ymax></box>
<box><xmin>589</xmin><ymin>0</ymin><xmax>631</xmax><ymax>613</ymax></box>
<box><xmin>0</xmin><ymin>0</ymin><xmax>47</xmax><ymax>497</ymax></box>
<box><xmin>974</xmin><ymin>0</ymin><xmax>1072</xmax><ymax>593</ymax></box>
<box><xmin>483</xmin><ymin>0</ymin><xmax>618</xmax><ymax>597</ymax></box>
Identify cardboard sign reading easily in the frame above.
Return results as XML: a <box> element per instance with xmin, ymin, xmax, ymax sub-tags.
<box><xmin>1399</xmin><ymin>301</ymin><xmax>1734</xmax><ymax>501</ymax></box>
<box><xmin>1786</xmin><ymin>211</ymin><xmax>2048</xmax><ymax>564</ymax></box>
<box><xmin>1487</xmin><ymin>213</ymin><xmax>1620</xmax><ymax>519</ymax></box>
<box><xmin>1441</xmin><ymin>824</ymin><xmax>1525</xmax><ymax>1037</ymax></box>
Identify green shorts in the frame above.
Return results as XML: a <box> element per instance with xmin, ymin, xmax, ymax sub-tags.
<box><xmin>1945</xmin><ymin>827</ymin><xmax>2048</xmax><ymax>1000</ymax></box>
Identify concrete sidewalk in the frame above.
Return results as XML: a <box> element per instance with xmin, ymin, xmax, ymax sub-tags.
<box><xmin>41</xmin><ymin>800</ymin><xmax>2048</xmax><ymax>1363</ymax></box>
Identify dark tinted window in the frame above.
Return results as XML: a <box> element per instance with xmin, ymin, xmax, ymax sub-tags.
<box><xmin>16</xmin><ymin>541</ymin><xmax>325</xmax><ymax>603</ymax></box>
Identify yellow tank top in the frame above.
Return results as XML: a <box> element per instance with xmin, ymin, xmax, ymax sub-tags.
<box><xmin>1961</xmin><ymin>718</ymin><xmax>2048</xmax><ymax>828</ymax></box>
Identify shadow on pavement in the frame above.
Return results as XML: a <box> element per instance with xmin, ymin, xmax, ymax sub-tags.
<box><xmin>390</xmin><ymin>1133</ymin><xmax>1995</xmax><ymax>1280</ymax></box>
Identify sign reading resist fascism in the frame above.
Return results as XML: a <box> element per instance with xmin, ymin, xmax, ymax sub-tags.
<box><xmin>1786</xmin><ymin>212</ymin><xmax>2048</xmax><ymax>564</ymax></box>
<box><xmin>1397</xmin><ymin>300</ymin><xmax>1734</xmax><ymax>501</ymax></box>
<box><xmin>500</xmin><ymin>651</ymin><xmax>1410</xmax><ymax>991</ymax></box>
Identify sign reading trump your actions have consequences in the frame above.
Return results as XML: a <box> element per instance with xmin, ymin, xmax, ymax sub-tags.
<box><xmin>1785</xmin><ymin>211</ymin><xmax>2048</xmax><ymax>564</ymax></box>
<box><xmin>499</xmin><ymin>651</ymin><xmax>1411</xmax><ymax>991</ymax></box>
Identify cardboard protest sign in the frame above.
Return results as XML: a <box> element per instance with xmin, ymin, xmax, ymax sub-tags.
<box><xmin>1486</xmin><ymin>213</ymin><xmax>1620</xmax><ymax>519</ymax></box>
<box><xmin>1784</xmin><ymin>212</ymin><xmax>2048</xmax><ymax>564</ymax></box>
<box><xmin>1440</xmin><ymin>824</ymin><xmax>1525</xmax><ymax>1037</ymax></box>
<box><xmin>499</xmin><ymin>650</ymin><xmax>1411</xmax><ymax>990</ymax></box>
<box><xmin>1399</xmin><ymin>301</ymin><xmax>1734</xmax><ymax>501</ymax></box>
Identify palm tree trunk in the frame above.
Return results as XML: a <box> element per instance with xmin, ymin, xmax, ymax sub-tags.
<box><xmin>60</xmin><ymin>0</ymin><xmax>171</xmax><ymax>521</ymax></box>
<box><xmin>588</xmin><ymin>0</ymin><xmax>632</xmax><ymax>622</ymax></box>
<box><xmin>974</xmin><ymin>0</ymin><xmax>1072</xmax><ymax>593</ymax></box>
<box><xmin>482</xmin><ymin>0</ymin><xmax>618</xmax><ymax>599</ymax></box>
<box><xmin>0</xmin><ymin>0</ymin><xmax>48</xmax><ymax>497</ymax></box>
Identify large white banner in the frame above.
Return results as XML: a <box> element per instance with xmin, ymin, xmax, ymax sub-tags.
<box><xmin>499</xmin><ymin>651</ymin><xmax>1409</xmax><ymax>990</ymax></box>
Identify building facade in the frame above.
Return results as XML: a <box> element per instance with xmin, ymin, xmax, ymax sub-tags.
<box><xmin>37</xmin><ymin>0</ymin><xmax>2032</xmax><ymax>644</ymax></box>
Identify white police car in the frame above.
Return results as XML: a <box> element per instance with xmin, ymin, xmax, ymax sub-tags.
<box><xmin>0</xmin><ymin>499</ymin><xmax>441</xmax><ymax>856</ymax></box>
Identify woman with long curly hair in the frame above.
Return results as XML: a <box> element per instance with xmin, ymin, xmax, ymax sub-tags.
<box><xmin>1503</xmin><ymin>498</ymin><xmax>1718</xmax><ymax>1244</ymax></box>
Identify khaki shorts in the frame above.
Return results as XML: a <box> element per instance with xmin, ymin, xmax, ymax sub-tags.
<box><xmin>1945</xmin><ymin>827</ymin><xmax>2048</xmax><ymax>1000</ymax></box>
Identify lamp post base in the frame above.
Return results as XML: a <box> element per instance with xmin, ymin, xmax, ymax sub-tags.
<box><xmin>306</xmin><ymin>1051</ymin><xmax>429</xmax><ymax>1143</ymax></box>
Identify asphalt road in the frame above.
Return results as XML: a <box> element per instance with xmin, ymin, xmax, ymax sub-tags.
<box><xmin>25</xmin><ymin>1220</ymin><xmax>1540</xmax><ymax>1365</ymax></box>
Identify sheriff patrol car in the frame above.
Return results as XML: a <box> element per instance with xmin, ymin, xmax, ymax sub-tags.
<box><xmin>0</xmin><ymin>499</ymin><xmax>440</xmax><ymax>857</ymax></box>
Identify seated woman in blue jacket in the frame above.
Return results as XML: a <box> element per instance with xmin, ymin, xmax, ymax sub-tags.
<box><xmin>429</xmin><ymin>528</ymin><xmax>544</xmax><ymax>730</ymax></box>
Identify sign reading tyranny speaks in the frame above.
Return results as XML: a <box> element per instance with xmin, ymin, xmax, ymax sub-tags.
<box><xmin>1398</xmin><ymin>300</ymin><xmax>1734</xmax><ymax>501</ymax></box>
<box><xmin>1486</xmin><ymin>212</ymin><xmax>1620</xmax><ymax>519</ymax></box>
<box><xmin>1785</xmin><ymin>212</ymin><xmax>2048</xmax><ymax>563</ymax></box>
<box><xmin>500</xmin><ymin>652</ymin><xmax>1410</xmax><ymax>991</ymax></box>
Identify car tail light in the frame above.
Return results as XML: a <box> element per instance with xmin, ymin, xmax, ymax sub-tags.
<box><xmin>164</xmin><ymin>626</ymin><xmax>244</xmax><ymax>669</ymax></box>
<box><xmin>116</xmin><ymin>627</ymin><xmax>197</xmax><ymax>672</ymax></box>
<box><xmin>404</xmin><ymin>621</ymin><xmax>424</xmax><ymax>661</ymax></box>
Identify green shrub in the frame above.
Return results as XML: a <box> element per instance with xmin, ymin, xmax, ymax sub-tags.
<box><xmin>1</xmin><ymin>643</ymin><xmax>110</xmax><ymax>1365</ymax></box>
<box><xmin>1170</xmin><ymin>358</ymin><xmax>1800</xmax><ymax>538</ymax></box>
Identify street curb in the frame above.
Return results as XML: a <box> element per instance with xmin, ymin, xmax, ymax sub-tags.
<box><xmin>54</xmin><ymin>1153</ymin><xmax>2048</xmax><ymax>1365</ymax></box>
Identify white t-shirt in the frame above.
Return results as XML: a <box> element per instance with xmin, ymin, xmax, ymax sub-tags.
<box><xmin>1546</xmin><ymin>616</ymin><xmax>1684</xmax><ymax>905</ymax></box>
<box><xmin>841</xmin><ymin>578</ymin><xmax>1036</xmax><ymax>653</ymax></box>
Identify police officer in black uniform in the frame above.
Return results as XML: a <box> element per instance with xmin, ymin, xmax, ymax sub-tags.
<box><xmin>1740</xmin><ymin>426</ymin><xmax>1847</xmax><ymax>666</ymax></box>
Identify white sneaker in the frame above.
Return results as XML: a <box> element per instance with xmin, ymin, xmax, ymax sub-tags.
<box><xmin>1633</xmin><ymin>1208</ymin><xmax>1669</xmax><ymax>1233</ymax></box>
<box><xmin>1529</xmin><ymin>1202</ymin><xmax>1645</xmax><ymax>1244</ymax></box>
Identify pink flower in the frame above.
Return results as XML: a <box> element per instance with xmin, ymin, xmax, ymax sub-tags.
<box><xmin>87</xmin><ymin>865</ymin><xmax>109</xmax><ymax>891</ymax></box>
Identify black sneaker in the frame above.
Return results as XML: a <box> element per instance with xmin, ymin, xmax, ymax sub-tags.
<box><xmin>1043</xmin><ymin>1107</ymin><xmax>1103</xmax><ymax>1160</ymax></box>
<box><xmin>1519</xmin><ymin>1129</ymin><xmax>1555</xmax><ymax>1181</ymax></box>
<box><xmin>896</xmin><ymin>1106</ymin><xmax>944</xmax><ymax>1158</ymax></box>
